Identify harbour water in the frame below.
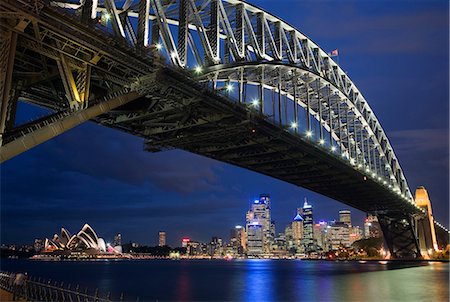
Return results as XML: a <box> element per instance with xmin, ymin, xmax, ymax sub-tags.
<box><xmin>1</xmin><ymin>259</ymin><xmax>448</xmax><ymax>301</ymax></box>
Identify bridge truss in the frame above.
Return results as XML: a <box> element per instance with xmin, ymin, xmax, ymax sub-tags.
<box><xmin>0</xmin><ymin>0</ymin><xmax>448</xmax><ymax>258</ymax></box>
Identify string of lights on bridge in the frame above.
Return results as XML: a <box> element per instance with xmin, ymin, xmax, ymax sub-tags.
<box><xmin>100</xmin><ymin>10</ymin><xmax>439</xmax><ymax>221</ymax></box>
<box><xmin>141</xmin><ymin>37</ymin><xmax>428</xmax><ymax>214</ymax></box>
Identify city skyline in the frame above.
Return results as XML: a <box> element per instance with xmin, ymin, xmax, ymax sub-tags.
<box><xmin>1</xmin><ymin>0</ymin><xmax>448</xmax><ymax>248</ymax></box>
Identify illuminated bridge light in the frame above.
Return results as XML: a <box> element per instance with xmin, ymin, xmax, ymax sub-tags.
<box><xmin>319</xmin><ymin>139</ymin><xmax>325</xmax><ymax>145</ymax></box>
<box><xmin>290</xmin><ymin>122</ymin><xmax>298</xmax><ymax>129</ymax></box>
<box><xmin>194</xmin><ymin>66</ymin><xmax>202</xmax><ymax>74</ymax></box>
<box><xmin>306</xmin><ymin>131</ymin><xmax>312</xmax><ymax>137</ymax></box>
<box><xmin>331</xmin><ymin>146</ymin><xmax>336</xmax><ymax>152</ymax></box>
<box><xmin>103</xmin><ymin>13</ymin><xmax>111</xmax><ymax>21</ymax></box>
<box><xmin>357</xmin><ymin>164</ymin><xmax>362</xmax><ymax>168</ymax></box>
<box><xmin>252</xmin><ymin>99</ymin><xmax>259</xmax><ymax>107</ymax></box>
<box><xmin>170</xmin><ymin>51</ymin><xmax>177</xmax><ymax>58</ymax></box>
<box><xmin>225</xmin><ymin>84</ymin><xmax>234</xmax><ymax>92</ymax></box>
<box><xmin>155</xmin><ymin>43</ymin><xmax>162</xmax><ymax>50</ymax></box>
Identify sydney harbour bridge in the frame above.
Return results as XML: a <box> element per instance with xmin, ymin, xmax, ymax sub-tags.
<box><xmin>0</xmin><ymin>0</ymin><xmax>448</xmax><ymax>259</ymax></box>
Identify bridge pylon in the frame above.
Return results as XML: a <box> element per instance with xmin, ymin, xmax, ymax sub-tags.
<box><xmin>414</xmin><ymin>186</ymin><xmax>439</xmax><ymax>258</ymax></box>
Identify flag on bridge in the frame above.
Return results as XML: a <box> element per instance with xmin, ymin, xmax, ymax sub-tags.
<box><xmin>328</xmin><ymin>49</ymin><xmax>339</xmax><ymax>57</ymax></box>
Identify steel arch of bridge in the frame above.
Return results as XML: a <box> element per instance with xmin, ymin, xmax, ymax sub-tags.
<box><xmin>56</xmin><ymin>0</ymin><xmax>413</xmax><ymax>201</ymax></box>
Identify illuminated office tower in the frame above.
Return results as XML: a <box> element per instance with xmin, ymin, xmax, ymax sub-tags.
<box><xmin>301</xmin><ymin>199</ymin><xmax>314</xmax><ymax>251</ymax></box>
<box><xmin>339</xmin><ymin>210</ymin><xmax>352</xmax><ymax>227</ymax></box>
<box><xmin>247</xmin><ymin>222</ymin><xmax>263</xmax><ymax>256</ymax></box>
<box><xmin>158</xmin><ymin>231</ymin><xmax>166</xmax><ymax>246</ymax></box>
<box><xmin>291</xmin><ymin>213</ymin><xmax>304</xmax><ymax>248</ymax></box>
<box><xmin>230</xmin><ymin>226</ymin><xmax>245</xmax><ymax>255</ymax></box>
<box><xmin>245</xmin><ymin>194</ymin><xmax>273</xmax><ymax>254</ymax></box>
<box><xmin>313</xmin><ymin>221</ymin><xmax>328</xmax><ymax>251</ymax></box>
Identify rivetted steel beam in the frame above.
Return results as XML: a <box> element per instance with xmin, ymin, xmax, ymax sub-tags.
<box><xmin>0</xmin><ymin>90</ymin><xmax>141</xmax><ymax>163</ymax></box>
<box><xmin>0</xmin><ymin>29</ymin><xmax>17</xmax><ymax>147</ymax></box>
<box><xmin>137</xmin><ymin>0</ymin><xmax>150</xmax><ymax>49</ymax></box>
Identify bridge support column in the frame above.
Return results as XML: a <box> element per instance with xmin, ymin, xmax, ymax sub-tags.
<box><xmin>378</xmin><ymin>212</ymin><xmax>422</xmax><ymax>259</ymax></box>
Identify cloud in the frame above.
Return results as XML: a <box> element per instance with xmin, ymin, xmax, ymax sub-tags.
<box><xmin>389</xmin><ymin>128</ymin><xmax>449</xmax><ymax>160</ymax></box>
<box><xmin>2</xmin><ymin>123</ymin><xmax>225</xmax><ymax>195</ymax></box>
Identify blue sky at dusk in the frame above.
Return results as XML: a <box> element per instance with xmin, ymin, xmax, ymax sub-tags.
<box><xmin>1</xmin><ymin>0</ymin><xmax>448</xmax><ymax>247</ymax></box>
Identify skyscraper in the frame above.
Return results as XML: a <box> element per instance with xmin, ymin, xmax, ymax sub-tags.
<box><xmin>339</xmin><ymin>210</ymin><xmax>352</xmax><ymax>227</ymax></box>
<box><xmin>245</xmin><ymin>194</ymin><xmax>273</xmax><ymax>254</ymax></box>
<box><xmin>158</xmin><ymin>231</ymin><xmax>166</xmax><ymax>246</ymax></box>
<box><xmin>291</xmin><ymin>213</ymin><xmax>304</xmax><ymax>248</ymax></box>
<box><xmin>301</xmin><ymin>199</ymin><xmax>314</xmax><ymax>251</ymax></box>
<box><xmin>230</xmin><ymin>225</ymin><xmax>245</xmax><ymax>255</ymax></box>
<box><xmin>247</xmin><ymin>222</ymin><xmax>263</xmax><ymax>256</ymax></box>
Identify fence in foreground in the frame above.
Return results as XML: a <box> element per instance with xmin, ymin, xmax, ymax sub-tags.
<box><xmin>0</xmin><ymin>271</ymin><xmax>138</xmax><ymax>301</ymax></box>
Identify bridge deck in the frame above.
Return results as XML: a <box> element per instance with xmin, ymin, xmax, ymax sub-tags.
<box><xmin>97</xmin><ymin>68</ymin><xmax>418</xmax><ymax>216</ymax></box>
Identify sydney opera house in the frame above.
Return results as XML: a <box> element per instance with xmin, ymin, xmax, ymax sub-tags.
<box><xmin>43</xmin><ymin>224</ymin><xmax>122</xmax><ymax>256</ymax></box>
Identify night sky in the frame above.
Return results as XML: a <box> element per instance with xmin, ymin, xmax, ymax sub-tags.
<box><xmin>1</xmin><ymin>0</ymin><xmax>448</xmax><ymax>247</ymax></box>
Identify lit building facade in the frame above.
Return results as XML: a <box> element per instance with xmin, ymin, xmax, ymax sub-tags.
<box><xmin>247</xmin><ymin>222</ymin><xmax>263</xmax><ymax>256</ymax></box>
<box><xmin>159</xmin><ymin>231</ymin><xmax>166</xmax><ymax>246</ymax></box>
<box><xmin>245</xmin><ymin>194</ymin><xmax>274</xmax><ymax>254</ymax></box>
<box><xmin>230</xmin><ymin>226</ymin><xmax>245</xmax><ymax>255</ymax></box>
<box><xmin>313</xmin><ymin>221</ymin><xmax>328</xmax><ymax>251</ymax></box>
<box><xmin>328</xmin><ymin>221</ymin><xmax>350</xmax><ymax>250</ymax></box>
<box><xmin>291</xmin><ymin>213</ymin><xmax>304</xmax><ymax>249</ymax></box>
<box><xmin>339</xmin><ymin>210</ymin><xmax>352</xmax><ymax>227</ymax></box>
<box><xmin>301</xmin><ymin>200</ymin><xmax>314</xmax><ymax>251</ymax></box>
<box><xmin>43</xmin><ymin>224</ymin><xmax>121</xmax><ymax>254</ymax></box>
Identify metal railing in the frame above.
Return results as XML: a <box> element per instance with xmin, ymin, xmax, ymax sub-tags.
<box><xmin>0</xmin><ymin>271</ymin><xmax>139</xmax><ymax>302</ymax></box>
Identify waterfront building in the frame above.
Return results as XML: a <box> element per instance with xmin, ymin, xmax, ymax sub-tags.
<box><xmin>272</xmin><ymin>233</ymin><xmax>288</xmax><ymax>257</ymax></box>
<box><xmin>210</xmin><ymin>237</ymin><xmax>223</xmax><ymax>257</ymax></box>
<box><xmin>245</xmin><ymin>194</ymin><xmax>274</xmax><ymax>254</ymax></box>
<box><xmin>186</xmin><ymin>241</ymin><xmax>201</xmax><ymax>256</ymax></box>
<box><xmin>291</xmin><ymin>213</ymin><xmax>304</xmax><ymax>249</ymax></box>
<box><xmin>247</xmin><ymin>222</ymin><xmax>263</xmax><ymax>256</ymax></box>
<box><xmin>349</xmin><ymin>226</ymin><xmax>362</xmax><ymax>244</ymax></box>
<box><xmin>328</xmin><ymin>221</ymin><xmax>350</xmax><ymax>250</ymax></box>
<box><xmin>113</xmin><ymin>233</ymin><xmax>122</xmax><ymax>247</ymax></box>
<box><xmin>339</xmin><ymin>210</ymin><xmax>352</xmax><ymax>227</ymax></box>
<box><xmin>158</xmin><ymin>231</ymin><xmax>166</xmax><ymax>246</ymax></box>
<box><xmin>284</xmin><ymin>224</ymin><xmax>294</xmax><ymax>251</ymax></box>
<box><xmin>364</xmin><ymin>215</ymin><xmax>382</xmax><ymax>238</ymax></box>
<box><xmin>182</xmin><ymin>238</ymin><xmax>190</xmax><ymax>248</ymax></box>
<box><xmin>230</xmin><ymin>226</ymin><xmax>245</xmax><ymax>255</ymax></box>
<box><xmin>301</xmin><ymin>199</ymin><xmax>314</xmax><ymax>252</ymax></box>
<box><xmin>43</xmin><ymin>224</ymin><xmax>120</xmax><ymax>254</ymax></box>
<box><xmin>313</xmin><ymin>221</ymin><xmax>328</xmax><ymax>251</ymax></box>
